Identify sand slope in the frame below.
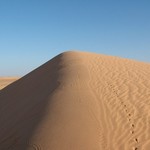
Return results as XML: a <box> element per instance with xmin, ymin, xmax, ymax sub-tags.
<box><xmin>0</xmin><ymin>51</ymin><xmax>150</xmax><ymax>150</ymax></box>
<box><xmin>0</xmin><ymin>77</ymin><xmax>19</xmax><ymax>90</ymax></box>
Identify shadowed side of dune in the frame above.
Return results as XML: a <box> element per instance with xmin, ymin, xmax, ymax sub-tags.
<box><xmin>0</xmin><ymin>53</ymin><xmax>64</xmax><ymax>150</ymax></box>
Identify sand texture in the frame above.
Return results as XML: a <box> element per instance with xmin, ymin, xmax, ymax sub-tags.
<box><xmin>0</xmin><ymin>51</ymin><xmax>150</xmax><ymax>150</ymax></box>
<box><xmin>0</xmin><ymin>77</ymin><xmax>19</xmax><ymax>90</ymax></box>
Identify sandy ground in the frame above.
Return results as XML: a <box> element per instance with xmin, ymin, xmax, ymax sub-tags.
<box><xmin>0</xmin><ymin>77</ymin><xmax>19</xmax><ymax>90</ymax></box>
<box><xmin>0</xmin><ymin>51</ymin><xmax>150</xmax><ymax>150</ymax></box>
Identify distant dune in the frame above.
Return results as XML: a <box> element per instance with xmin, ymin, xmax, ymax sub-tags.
<box><xmin>0</xmin><ymin>51</ymin><xmax>150</xmax><ymax>150</ymax></box>
<box><xmin>0</xmin><ymin>77</ymin><xmax>19</xmax><ymax>90</ymax></box>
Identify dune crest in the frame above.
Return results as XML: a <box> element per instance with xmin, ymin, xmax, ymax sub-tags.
<box><xmin>0</xmin><ymin>51</ymin><xmax>150</xmax><ymax>150</ymax></box>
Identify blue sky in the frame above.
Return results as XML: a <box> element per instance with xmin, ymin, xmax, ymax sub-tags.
<box><xmin>0</xmin><ymin>0</ymin><xmax>150</xmax><ymax>76</ymax></box>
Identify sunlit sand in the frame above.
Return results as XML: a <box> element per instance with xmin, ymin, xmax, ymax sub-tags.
<box><xmin>0</xmin><ymin>51</ymin><xmax>150</xmax><ymax>150</ymax></box>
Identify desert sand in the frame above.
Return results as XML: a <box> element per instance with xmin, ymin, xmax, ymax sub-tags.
<box><xmin>0</xmin><ymin>51</ymin><xmax>150</xmax><ymax>150</ymax></box>
<box><xmin>0</xmin><ymin>77</ymin><xmax>19</xmax><ymax>90</ymax></box>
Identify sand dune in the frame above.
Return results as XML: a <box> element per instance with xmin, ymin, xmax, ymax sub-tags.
<box><xmin>0</xmin><ymin>77</ymin><xmax>19</xmax><ymax>90</ymax></box>
<box><xmin>0</xmin><ymin>51</ymin><xmax>150</xmax><ymax>150</ymax></box>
